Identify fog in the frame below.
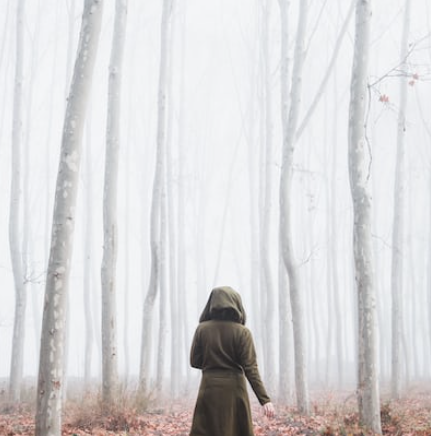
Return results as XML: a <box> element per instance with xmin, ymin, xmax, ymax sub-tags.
<box><xmin>1</xmin><ymin>0</ymin><xmax>431</xmax><ymax>401</ymax></box>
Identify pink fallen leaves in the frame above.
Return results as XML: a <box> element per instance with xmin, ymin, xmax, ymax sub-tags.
<box><xmin>1</xmin><ymin>393</ymin><xmax>431</xmax><ymax>435</ymax></box>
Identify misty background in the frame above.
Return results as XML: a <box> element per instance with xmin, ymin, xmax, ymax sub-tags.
<box><xmin>1</xmin><ymin>0</ymin><xmax>431</xmax><ymax>399</ymax></box>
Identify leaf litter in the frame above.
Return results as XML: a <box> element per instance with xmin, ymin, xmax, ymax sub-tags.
<box><xmin>1</xmin><ymin>390</ymin><xmax>431</xmax><ymax>435</ymax></box>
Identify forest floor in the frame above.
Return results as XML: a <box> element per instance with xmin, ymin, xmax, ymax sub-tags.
<box><xmin>1</xmin><ymin>388</ymin><xmax>431</xmax><ymax>435</ymax></box>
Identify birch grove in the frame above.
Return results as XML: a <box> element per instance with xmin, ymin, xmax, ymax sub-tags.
<box><xmin>0</xmin><ymin>2</ymin><xmax>429</xmax><ymax>433</ymax></box>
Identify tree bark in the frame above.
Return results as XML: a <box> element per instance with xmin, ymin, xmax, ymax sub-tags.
<box><xmin>139</xmin><ymin>0</ymin><xmax>173</xmax><ymax>393</ymax></box>
<box><xmin>35</xmin><ymin>1</ymin><xmax>103</xmax><ymax>434</ymax></box>
<box><xmin>123</xmin><ymin>124</ymin><xmax>131</xmax><ymax>386</ymax></box>
<box><xmin>390</xmin><ymin>0</ymin><xmax>410</xmax><ymax>400</ymax></box>
<box><xmin>348</xmin><ymin>0</ymin><xmax>381</xmax><ymax>432</ymax></box>
<box><xmin>156</xmin><ymin>176</ymin><xmax>168</xmax><ymax>392</ymax></box>
<box><xmin>278</xmin><ymin>247</ymin><xmax>293</xmax><ymax>402</ymax></box>
<box><xmin>277</xmin><ymin>0</ymin><xmax>293</xmax><ymax>403</ymax></box>
<box><xmin>329</xmin><ymin>86</ymin><xmax>344</xmax><ymax>387</ymax></box>
<box><xmin>9</xmin><ymin>0</ymin><xmax>25</xmax><ymax>404</ymax></box>
<box><xmin>260</xmin><ymin>0</ymin><xmax>276</xmax><ymax>392</ymax></box>
<box><xmin>83</xmin><ymin>133</ymin><xmax>94</xmax><ymax>388</ymax></box>
<box><xmin>175</xmin><ymin>3</ymin><xmax>189</xmax><ymax>393</ymax></box>
<box><xmin>278</xmin><ymin>0</ymin><xmax>309</xmax><ymax>414</ymax></box>
<box><xmin>101</xmin><ymin>0</ymin><xmax>127</xmax><ymax>406</ymax></box>
<box><xmin>165</xmin><ymin>3</ymin><xmax>180</xmax><ymax>396</ymax></box>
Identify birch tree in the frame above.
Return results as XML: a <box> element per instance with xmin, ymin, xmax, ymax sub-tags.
<box><xmin>156</xmin><ymin>177</ymin><xmax>168</xmax><ymax>392</ymax></box>
<box><xmin>390</xmin><ymin>0</ymin><xmax>411</xmax><ymax>400</ymax></box>
<box><xmin>245</xmin><ymin>0</ymin><xmax>263</xmax><ymax>373</ymax></box>
<box><xmin>277</xmin><ymin>0</ymin><xmax>293</xmax><ymax>403</ymax></box>
<box><xmin>348</xmin><ymin>0</ymin><xmax>381</xmax><ymax>432</ymax></box>
<box><xmin>171</xmin><ymin>8</ymin><xmax>184</xmax><ymax>398</ymax></box>
<box><xmin>278</xmin><ymin>250</ymin><xmax>293</xmax><ymax>401</ymax></box>
<box><xmin>139</xmin><ymin>0</ymin><xmax>173</xmax><ymax>393</ymax></box>
<box><xmin>9</xmin><ymin>0</ymin><xmax>25</xmax><ymax>404</ymax></box>
<box><xmin>278</xmin><ymin>0</ymin><xmax>309</xmax><ymax>414</ymax></box>
<box><xmin>61</xmin><ymin>0</ymin><xmax>77</xmax><ymax>403</ymax></box>
<box><xmin>248</xmin><ymin>70</ymin><xmax>261</xmax><ymax>357</ymax></box>
<box><xmin>101</xmin><ymin>0</ymin><xmax>127</xmax><ymax>406</ymax></box>
<box><xmin>166</xmin><ymin>2</ymin><xmax>179</xmax><ymax>396</ymax></box>
<box><xmin>328</xmin><ymin>80</ymin><xmax>344</xmax><ymax>387</ymax></box>
<box><xmin>123</xmin><ymin>127</ymin><xmax>131</xmax><ymax>385</ymax></box>
<box><xmin>83</xmin><ymin>132</ymin><xmax>94</xmax><ymax>387</ymax></box>
<box><xmin>260</xmin><ymin>0</ymin><xmax>276</xmax><ymax>391</ymax></box>
<box><xmin>35</xmin><ymin>1</ymin><xmax>103</xmax><ymax>434</ymax></box>
<box><xmin>22</xmin><ymin>0</ymin><xmax>41</xmax><ymax>380</ymax></box>
<box><xmin>175</xmin><ymin>6</ymin><xmax>192</xmax><ymax>390</ymax></box>
<box><xmin>37</xmin><ymin>2</ymin><xmax>64</xmax><ymax>362</ymax></box>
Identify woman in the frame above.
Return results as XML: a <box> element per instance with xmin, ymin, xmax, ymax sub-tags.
<box><xmin>189</xmin><ymin>286</ymin><xmax>275</xmax><ymax>436</ymax></box>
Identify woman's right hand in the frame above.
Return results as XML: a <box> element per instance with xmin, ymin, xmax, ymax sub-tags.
<box><xmin>263</xmin><ymin>402</ymin><xmax>275</xmax><ymax>418</ymax></box>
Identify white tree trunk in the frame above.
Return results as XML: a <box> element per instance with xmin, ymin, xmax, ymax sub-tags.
<box><xmin>248</xmin><ymin>120</ymin><xmax>260</xmax><ymax>349</ymax></box>
<box><xmin>390</xmin><ymin>0</ymin><xmax>410</xmax><ymax>400</ymax></box>
<box><xmin>35</xmin><ymin>1</ymin><xmax>103</xmax><ymax>434</ymax></box>
<box><xmin>139</xmin><ymin>0</ymin><xmax>173</xmax><ymax>393</ymax></box>
<box><xmin>83</xmin><ymin>134</ymin><xmax>94</xmax><ymax>388</ymax></box>
<box><xmin>175</xmin><ymin>4</ymin><xmax>188</xmax><ymax>394</ymax></box>
<box><xmin>407</xmin><ymin>239</ymin><xmax>420</xmax><ymax>379</ymax></box>
<box><xmin>247</xmin><ymin>0</ymin><xmax>261</xmax><ymax>366</ymax></box>
<box><xmin>260</xmin><ymin>0</ymin><xmax>276</xmax><ymax>392</ymax></box>
<box><xmin>309</xmin><ymin>232</ymin><xmax>322</xmax><ymax>382</ymax></box>
<box><xmin>157</xmin><ymin>178</ymin><xmax>168</xmax><ymax>392</ymax></box>
<box><xmin>329</xmin><ymin>97</ymin><xmax>344</xmax><ymax>388</ymax></box>
<box><xmin>278</xmin><ymin>247</ymin><xmax>293</xmax><ymax>402</ymax></box>
<box><xmin>348</xmin><ymin>0</ymin><xmax>381</xmax><ymax>432</ymax></box>
<box><xmin>166</xmin><ymin>5</ymin><xmax>180</xmax><ymax>396</ymax></box>
<box><xmin>278</xmin><ymin>0</ymin><xmax>309</xmax><ymax>414</ymax></box>
<box><xmin>62</xmin><ymin>0</ymin><xmax>77</xmax><ymax>405</ymax></box>
<box><xmin>123</xmin><ymin>126</ymin><xmax>131</xmax><ymax>385</ymax></box>
<box><xmin>37</xmin><ymin>3</ymin><xmax>61</xmax><ymax>365</ymax></box>
<box><xmin>277</xmin><ymin>0</ymin><xmax>293</xmax><ymax>403</ymax></box>
<box><xmin>9</xmin><ymin>0</ymin><xmax>25</xmax><ymax>404</ymax></box>
<box><xmin>101</xmin><ymin>0</ymin><xmax>127</xmax><ymax>406</ymax></box>
<box><xmin>23</xmin><ymin>0</ymin><xmax>41</xmax><ymax>367</ymax></box>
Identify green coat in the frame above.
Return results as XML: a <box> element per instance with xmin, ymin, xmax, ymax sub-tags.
<box><xmin>189</xmin><ymin>287</ymin><xmax>270</xmax><ymax>436</ymax></box>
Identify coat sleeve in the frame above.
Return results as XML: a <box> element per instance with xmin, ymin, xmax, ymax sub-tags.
<box><xmin>190</xmin><ymin>328</ymin><xmax>203</xmax><ymax>369</ymax></box>
<box><xmin>238</xmin><ymin>328</ymin><xmax>271</xmax><ymax>405</ymax></box>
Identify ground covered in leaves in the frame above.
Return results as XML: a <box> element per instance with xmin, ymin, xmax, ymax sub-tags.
<box><xmin>1</xmin><ymin>390</ymin><xmax>431</xmax><ymax>435</ymax></box>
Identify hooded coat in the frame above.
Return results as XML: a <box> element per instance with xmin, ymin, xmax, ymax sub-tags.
<box><xmin>189</xmin><ymin>286</ymin><xmax>270</xmax><ymax>436</ymax></box>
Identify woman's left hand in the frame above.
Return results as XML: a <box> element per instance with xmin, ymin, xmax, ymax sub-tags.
<box><xmin>263</xmin><ymin>402</ymin><xmax>275</xmax><ymax>418</ymax></box>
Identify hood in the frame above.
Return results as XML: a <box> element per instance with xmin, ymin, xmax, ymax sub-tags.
<box><xmin>199</xmin><ymin>286</ymin><xmax>246</xmax><ymax>325</ymax></box>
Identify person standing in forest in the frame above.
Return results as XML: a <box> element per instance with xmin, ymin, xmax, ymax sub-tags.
<box><xmin>189</xmin><ymin>286</ymin><xmax>275</xmax><ymax>436</ymax></box>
